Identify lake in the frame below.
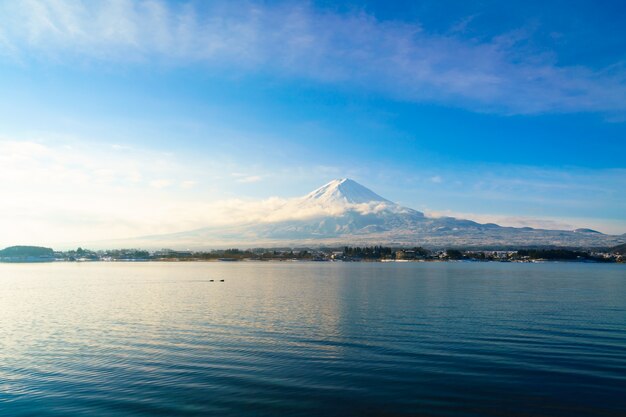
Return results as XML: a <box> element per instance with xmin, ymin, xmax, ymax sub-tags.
<box><xmin>1</xmin><ymin>262</ymin><xmax>625</xmax><ymax>416</ymax></box>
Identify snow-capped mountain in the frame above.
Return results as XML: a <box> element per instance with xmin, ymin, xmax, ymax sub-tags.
<box><xmin>115</xmin><ymin>179</ymin><xmax>625</xmax><ymax>249</ymax></box>
<box><xmin>301</xmin><ymin>178</ymin><xmax>392</xmax><ymax>205</ymax></box>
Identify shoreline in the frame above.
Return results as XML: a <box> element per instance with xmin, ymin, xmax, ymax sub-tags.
<box><xmin>1</xmin><ymin>258</ymin><xmax>623</xmax><ymax>264</ymax></box>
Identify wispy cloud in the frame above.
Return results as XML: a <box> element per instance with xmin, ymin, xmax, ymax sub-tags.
<box><xmin>0</xmin><ymin>137</ymin><xmax>221</xmax><ymax>245</ymax></box>
<box><xmin>180</xmin><ymin>180</ymin><xmax>196</xmax><ymax>189</ymax></box>
<box><xmin>233</xmin><ymin>174</ymin><xmax>263</xmax><ymax>184</ymax></box>
<box><xmin>1</xmin><ymin>0</ymin><xmax>625</xmax><ymax>115</ymax></box>
<box><xmin>149</xmin><ymin>179</ymin><xmax>173</xmax><ymax>189</ymax></box>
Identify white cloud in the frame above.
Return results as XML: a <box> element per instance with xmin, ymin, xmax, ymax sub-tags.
<box><xmin>430</xmin><ymin>175</ymin><xmax>443</xmax><ymax>184</ymax></box>
<box><xmin>180</xmin><ymin>180</ymin><xmax>196</xmax><ymax>189</ymax></box>
<box><xmin>0</xmin><ymin>137</ymin><xmax>217</xmax><ymax>246</ymax></box>
<box><xmin>149</xmin><ymin>179</ymin><xmax>172</xmax><ymax>189</ymax></box>
<box><xmin>186</xmin><ymin>195</ymin><xmax>410</xmax><ymax>227</ymax></box>
<box><xmin>235</xmin><ymin>175</ymin><xmax>262</xmax><ymax>183</ymax></box>
<box><xmin>0</xmin><ymin>0</ymin><xmax>624</xmax><ymax>115</ymax></box>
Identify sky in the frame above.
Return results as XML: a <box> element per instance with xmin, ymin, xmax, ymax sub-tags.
<box><xmin>0</xmin><ymin>0</ymin><xmax>625</xmax><ymax>247</ymax></box>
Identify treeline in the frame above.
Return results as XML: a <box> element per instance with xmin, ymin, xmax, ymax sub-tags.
<box><xmin>190</xmin><ymin>248</ymin><xmax>314</xmax><ymax>260</ymax></box>
<box><xmin>516</xmin><ymin>249</ymin><xmax>605</xmax><ymax>261</ymax></box>
<box><xmin>0</xmin><ymin>245</ymin><xmax>623</xmax><ymax>263</ymax></box>
<box><xmin>343</xmin><ymin>246</ymin><xmax>394</xmax><ymax>259</ymax></box>
<box><xmin>340</xmin><ymin>247</ymin><xmax>619</xmax><ymax>262</ymax></box>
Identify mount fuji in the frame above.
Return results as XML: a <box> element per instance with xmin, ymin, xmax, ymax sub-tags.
<box><xmin>116</xmin><ymin>178</ymin><xmax>624</xmax><ymax>249</ymax></box>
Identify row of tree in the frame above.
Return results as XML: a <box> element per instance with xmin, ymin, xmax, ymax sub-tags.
<box><xmin>0</xmin><ymin>245</ymin><xmax>622</xmax><ymax>262</ymax></box>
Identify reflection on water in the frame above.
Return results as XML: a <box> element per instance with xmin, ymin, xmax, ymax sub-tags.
<box><xmin>1</xmin><ymin>262</ymin><xmax>625</xmax><ymax>416</ymax></box>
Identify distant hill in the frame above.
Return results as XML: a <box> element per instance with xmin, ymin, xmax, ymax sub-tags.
<box><xmin>574</xmin><ymin>228</ymin><xmax>601</xmax><ymax>234</ymax></box>
<box><xmin>0</xmin><ymin>246</ymin><xmax>54</xmax><ymax>257</ymax></box>
<box><xmin>612</xmin><ymin>243</ymin><xmax>626</xmax><ymax>255</ymax></box>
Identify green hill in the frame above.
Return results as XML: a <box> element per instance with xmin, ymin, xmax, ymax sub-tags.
<box><xmin>0</xmin><ymin>246</ymin><xmax>54</xmax><ymax>257</ymax></box>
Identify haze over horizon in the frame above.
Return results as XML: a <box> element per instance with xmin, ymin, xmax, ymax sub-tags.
<box><xmin>1</xmin><ymin>0</ymin><xmax>625</xmax><ymax>247</ymax></box>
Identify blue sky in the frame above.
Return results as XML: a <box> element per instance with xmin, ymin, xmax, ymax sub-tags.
<box><xmin>0</xmin><ymin>0</ymin><xmax>625</xmax><ymax>245</ymax></box>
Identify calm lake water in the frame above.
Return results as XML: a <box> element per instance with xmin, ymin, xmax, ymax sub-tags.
<box><xmin>1</xmin><ymin>262</ymin><xmax>625</xmax><ymax>416</ymax></box>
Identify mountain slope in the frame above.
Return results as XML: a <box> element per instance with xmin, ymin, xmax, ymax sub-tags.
<box><xmin>107</xmin><ymin>179</ymin><xmax>625</xmax><ymax>249</ymax></box>
<box><xmin>612</xmin><ymin>243</ymin><xmax>626</xmax><ymax>255</ymax></box>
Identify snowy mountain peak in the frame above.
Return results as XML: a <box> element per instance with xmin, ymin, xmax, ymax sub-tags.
<box><xmin>302</xmin><ymin>178</ymin><xmax>392</xmax><ymax>205</ymax></box>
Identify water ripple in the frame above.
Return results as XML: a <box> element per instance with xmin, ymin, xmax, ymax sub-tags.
<box><xmin>1</xmin><ymin>262</ymin><xmax>624</xmax><ymax>416</ymax></box>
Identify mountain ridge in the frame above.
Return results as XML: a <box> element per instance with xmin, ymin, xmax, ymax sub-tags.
<box><xmin>89</xmin><ymin>178</ymin><xmax>625</xmax><ymax>249</ymax></box>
